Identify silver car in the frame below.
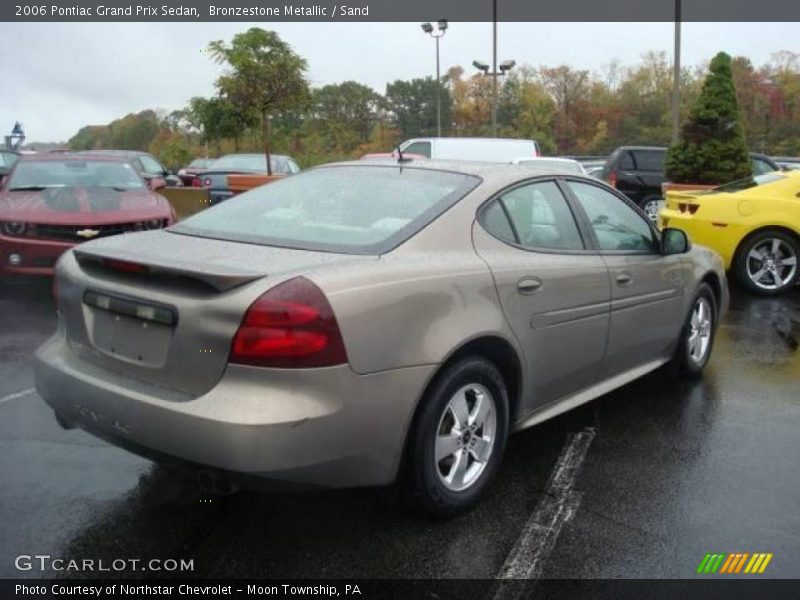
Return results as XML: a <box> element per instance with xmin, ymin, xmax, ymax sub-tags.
<box><xmin>34</xmin><ymin>160</ymin><xmax>728</xmax><ymax>516</ymax></box>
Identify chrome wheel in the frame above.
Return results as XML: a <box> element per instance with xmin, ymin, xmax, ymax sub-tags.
<box><xmin>435</xmin><ymin>384</ymin><xmax>496</xmax><ymax>492</ymax></box>
<box><xmin>643</xmin><ymin>199</ymin><xmax>661</xmax><ymax>223</ymax></box>
<box><xmin>745</xmin><ymin>238</ymin><xmax>797</xmax><ymax>291</ymax></box>
<box><xmin>688</xmin><ymin>297</ymin><xmax>712</xmax><ymax>364</ymax></box>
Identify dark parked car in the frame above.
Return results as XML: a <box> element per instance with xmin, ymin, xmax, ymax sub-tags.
<box><xmin>79</xmin><ymin>150</ymin><xmax>183</xmax><ymax>188</ymax></box>
<box><xmin>601</xmin><ymin>146</ymin><xmax>782</xmax><ymax>222</ymax></box>
<box><xmin>177</xmin><ymin>158</ymin><xmax>214</xmax><ymax>186</ymax></box>
<box><xmin>197</xmin><ymin>153</ymin><xmax>300</xmax><ymax>205</ymax></box>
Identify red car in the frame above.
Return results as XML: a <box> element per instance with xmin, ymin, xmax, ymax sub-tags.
<box><xmin>0</xmin><ymin>155</ymin><xmax>175</xmax><ymax>276</ymax></box>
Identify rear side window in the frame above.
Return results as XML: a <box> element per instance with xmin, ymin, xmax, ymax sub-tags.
<box><xmin>139</xmin><ymin>155</ymin><xmax>166</xmax><ymax>175</ymax></box>
<box><xmin>482</xmin><ymin>181</ymin><xmax>584</xmax><ymax>251</ymax></box>
<box><xmin>632</xmin><ymin>150</ymin><xmax>665</xmax><ymax>172</ymax></box>
<box><xmin>618</xmin><ymin>151</ymin><xmax>635</xmax><ymax>170</ymax></box>
<box><xmin>402</xmin><ymin>142</ymin><xmax>432</xmax><ymax>158</ymax></box>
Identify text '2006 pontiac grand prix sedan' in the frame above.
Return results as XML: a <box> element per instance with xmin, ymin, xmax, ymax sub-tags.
<box><xmin>34</xmin><ymin>160</ymin><xmax>728</xmax><ymax>516</ymax></box>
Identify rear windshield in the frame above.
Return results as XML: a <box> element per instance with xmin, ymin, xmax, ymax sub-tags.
<box><xmin>710</xmin><ymin>172</ymin><xmax>786</xmax><ymax>194</ymax></box>
<box><xmin>171</xmin><ymin>165</ymin><xmax>480</xmax><ymax>254</ymax></box>
<box><xmin>7</xmin><ymin>160</ymin><xmax>146</xmax><ymax>191</ymax></box>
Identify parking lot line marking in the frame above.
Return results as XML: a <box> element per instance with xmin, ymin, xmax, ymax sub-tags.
<box><xmin>0</xmin><ymin>388</ymin><xmax>36</xmax><ymax>405</ymax></box>
<box><xmin>490</xmin><ymin>427</ymin><xmax>596</xmax><ymax>599</ymax></box>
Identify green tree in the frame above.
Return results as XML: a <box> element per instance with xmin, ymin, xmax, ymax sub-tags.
<box><xmin>312</xmin><ymin>81</ymin><xmax>382</xmax><ymax>142</ymax></box>
<box><xmin>208</xmin><ymin>28</ymin><xmax>311</xmax><ymax>174</ymax></box>
<box><xmin>666</xmin><ymin>52</ymin><xmax>752</xmax><ymax>184</ymax></box>
<box><xmin>385</xmin><ymin>77</ymin><xmax>452</xmax><ymax>138</ymax></box>
<box><xmin>187</xmin><ymin>96</ymin><xmax>252</xmax><ymax>155</ymax></box>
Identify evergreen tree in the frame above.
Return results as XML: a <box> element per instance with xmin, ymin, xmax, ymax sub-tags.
<box><xmin>666</xmin><ymin>52</ymin><xmax>752</xmax><ymax>184</ymax></box>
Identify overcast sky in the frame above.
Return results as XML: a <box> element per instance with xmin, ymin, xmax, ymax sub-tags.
<box><xmin>1</xmin><ymin>22</ymin><xmax>796</xmax><ymax>143</ymax></box>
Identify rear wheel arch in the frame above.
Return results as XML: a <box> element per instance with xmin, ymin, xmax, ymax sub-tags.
<box><xmin>397</xmin><ymin>335</ymin><xmax>522</xmax><ymax>478</ymax></box>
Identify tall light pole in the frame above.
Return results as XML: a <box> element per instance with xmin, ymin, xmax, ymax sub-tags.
<box><xmin>472</xmin><ymin>56</ymin><xmax>516</xmax><ymax>137</ymax></box>
<box><xmin>671</xmin><ymin>0</ymin><xmax>682</xmax><ymax>145</ymax></box>
<box><xmin>473</xmin><ymin>0</ymin><xmax>514</xmax><ymax>136</ymax></box>
<box><xmin>421</xmin><ymin>19</ymin><xmax>448</xmax><ymax>138</ymax></box>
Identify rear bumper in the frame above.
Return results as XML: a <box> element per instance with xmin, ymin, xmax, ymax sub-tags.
<box><xmin>34</xmin><ymin>324</ymin><xmax>435</xmax><ymax>488</ymax></box>
<box><xmin>0</xmin><ymin>234</ymin><xmax>72</xmax><ymax>276</ymax></box>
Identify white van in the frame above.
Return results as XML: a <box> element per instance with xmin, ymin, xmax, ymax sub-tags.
<box><xmin>398</xmin><ymin>137</ymin><xmax>541</xmax><ymax>162</ymax></box>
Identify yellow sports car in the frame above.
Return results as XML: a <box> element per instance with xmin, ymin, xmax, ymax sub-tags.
<box><xmin>660</xmin><ymin>170</ymin><xmax>799</xmax><ymax>295</ymax></box>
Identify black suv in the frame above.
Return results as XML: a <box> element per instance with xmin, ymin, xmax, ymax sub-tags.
<box><xmin>600</xmin><ymin>146</ymin><xmax>781</xmax><ymax>222</ymax></box>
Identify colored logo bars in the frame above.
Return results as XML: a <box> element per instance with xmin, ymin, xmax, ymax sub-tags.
<box><xmin>697</xmin><ymin>553</ymin><xmax>773</xmax><ymax>574</ymax></box>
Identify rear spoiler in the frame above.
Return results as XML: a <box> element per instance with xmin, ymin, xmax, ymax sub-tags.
<box><xmin>73</xmin><ymin>247</ymin><xmax>265</xmax><ymax>292</ymax></box>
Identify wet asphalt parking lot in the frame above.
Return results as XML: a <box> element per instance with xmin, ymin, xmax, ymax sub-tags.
<box><xmin>0</xmin><ymin>277</ymin><xmax>798</xmax><ymax>582</ymax></box>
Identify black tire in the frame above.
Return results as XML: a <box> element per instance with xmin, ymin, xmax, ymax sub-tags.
<box><xmin>734</xmin><ymin>229</ymin><xmax>800</xmax><ymax>296</ymax></box>
<box><xmin>674</xmin><ymin>283</ymin><xmax>717</xmax><ymax>377</ymax></box>
<box><xmin>406</xmin><ymin>357</ymin><xmax>509</xmax><ymax>518</ymax></box>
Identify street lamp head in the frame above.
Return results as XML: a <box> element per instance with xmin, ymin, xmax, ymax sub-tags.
<box><xmin>437</xmin><ymin>19</ymin><xmax>448</xmax><ymax>31</ymax></box>
<box><xmin>472</xmin><ymin>60</ymin><xmax>490</xmax><ymax>73</ymax></box>
<box><xmin>499</xmin><ymin>60</ymin><xmax>517</xmax><ymax>73</ymax></box>
<box><xmin>421</xmin><ymin>22</ymin><xmax>434</xmax><ymax>34</ymax></box>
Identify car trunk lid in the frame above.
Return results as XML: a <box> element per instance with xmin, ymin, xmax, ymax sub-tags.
<box><xmin>61</xmin><ymin>230</ymin><xmax>371</xmax><ymax>397</ymax></box>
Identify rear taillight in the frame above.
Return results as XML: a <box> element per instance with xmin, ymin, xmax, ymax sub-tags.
<box><xmin>203</xmin><ymin>177</ymin><xmax>212</xmax><ymax>188</ymax></box>
<box><xmin>230</xmin><ymin>277</ymin><xmax>348</xmax><ymax>369</ymax></box>
<box><xmin>608</xmin><ymin>170</ymin><xmax>617</xmax><ymax>188</ymax></box>
<box><xmin>191</xmin><ymin>177</ymin><xmax>203</xmax><ymax>188</ymax></box>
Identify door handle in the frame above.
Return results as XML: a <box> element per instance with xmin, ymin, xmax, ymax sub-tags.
<box><xmin>517</xmin><ymin>277</ymin><xmax>543</xmax><ymax>295</ymax></box>
<box><xmin>616</xmin><ymin>273</ymin><xmax>633</xmax><ymax>286</ymax></box>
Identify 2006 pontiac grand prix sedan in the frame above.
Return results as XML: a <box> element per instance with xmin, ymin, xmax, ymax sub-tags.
<box><xmin>34</xmin><ymin>159</ymin><xmax>728</xmax><ymax>516</ymax></box>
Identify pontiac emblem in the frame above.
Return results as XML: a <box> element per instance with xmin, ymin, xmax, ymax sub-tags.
<box><xmin>76</xmin><ymin>229</ymin><xmax>100</xmax><ymax>239</ymax></box>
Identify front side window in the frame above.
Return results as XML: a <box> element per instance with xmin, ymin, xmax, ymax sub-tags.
<box><xmin>402</xmin><ymin>142</ymin><xmax>432</xmax><ymax>158</ymax></box>
<box><xmin>567</xmin><ymin>181</ymin><xmax>656</xmax><ymax>253</ymax></box>
<box><xmin>482</xmin><ymin>181</ymin><xmax>584</xmax><ymax>251</ymax></box>
<box><xmin>171</xmin><ymin>165</ymin><xmax>480</xmax><ymax>254</ymax></box>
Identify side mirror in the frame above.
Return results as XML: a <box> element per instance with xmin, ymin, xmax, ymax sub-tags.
<box><xmin>661</xmin><ymin>227</ymin><xmax>690</xmax><ymax>255</ymax></box>
<box><xmin>164</xmin><ymin>174</ymin><xmax>183</xmax><ymax>187</ymax></box>
<box><xmin>148</xmin><ymin>177</ymin><xmax>167</xmax><ymax>191</ymax></box>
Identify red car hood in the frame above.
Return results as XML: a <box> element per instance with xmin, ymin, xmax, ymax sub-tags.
<box><xmin>0</xmin><ymin>187</ymin><xmax>172</xmax><ymax>225</ymax></box>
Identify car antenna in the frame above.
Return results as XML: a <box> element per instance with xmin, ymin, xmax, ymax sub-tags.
<box><xmin>396</xmin><ymin>145</ymin><xmax>412</xmax><ymax>164</ymax></box>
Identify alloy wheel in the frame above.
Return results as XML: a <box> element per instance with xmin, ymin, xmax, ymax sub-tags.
<box><xmin>434</xmin><ymin>384</ymin><xmax>496</xmax><ymax>492</ymax></box>
<box><xmin>643</xmin><ymin>199</ymin><xmax>661</xmax><ymax>223</ymax></box>
<box><xmin>688</xmin><ymin>297</ymin><xmax>713</xmax><ymax>364</ymax></box>
<box><xmin>745</xmin><ymin>238</ymin><xmax>798</xmax><ymax>291</ymax></box>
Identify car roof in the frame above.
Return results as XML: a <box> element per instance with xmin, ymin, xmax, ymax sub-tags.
<box><xmin>615</xmin><ymin>146</ymin><xmax>667</xmax><ymax>152</ymax></box>
<box><xmin>318</xmin><ymin>158</ymin><xmax>594</xmax><ymax>187</ymax></box>
<box><xmin>215</xmin><ymin>153</ymin><xmax>291</xmax><ymax>159</ymax></box>
<box><xmin>78</xmin><ymin>150</ymin><xmax>152</xmax><ymax>158</ymax></box>
<box><xmin>16</xmin><ymin>153</ymin><xmax>131</xmax><ymax>163</ymax></box>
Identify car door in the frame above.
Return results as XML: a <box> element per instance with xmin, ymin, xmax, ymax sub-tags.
<box><xmin>564</xmin><ymin>179</ymin><xmax>685</xmax><ymax>378</ymax></box>
<box><xmin>472</xmin><ymin>179</ymin><xmax>611</xmax><ymax>414</ymax></box>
